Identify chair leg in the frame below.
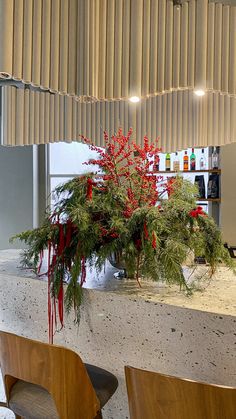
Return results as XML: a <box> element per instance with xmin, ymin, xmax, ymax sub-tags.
<box><xmin>95</xmin><ymin>411</ymin><xmax>103</xmax><ymax>419</ymax></box>
<box><xmin>15</xmin><ymin>416</ymin><xmax>22</xmax><ymax>419</ymax></box>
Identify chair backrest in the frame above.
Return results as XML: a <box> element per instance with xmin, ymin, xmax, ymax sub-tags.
<box><xmin>0</xmin><ymin>331</ymin><xmax>100</xmax><ymax>419</ymax></box>
<box><xmin>125</xmin><ymin>365</ymin><xmax>236</xmax><ymax>419</ymax></box>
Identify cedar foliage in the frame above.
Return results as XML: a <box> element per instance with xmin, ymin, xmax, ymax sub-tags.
<box><xmin>12</xmin><ymin>129</ymin><xmax>234</xmax><ymax>321</ymax></box>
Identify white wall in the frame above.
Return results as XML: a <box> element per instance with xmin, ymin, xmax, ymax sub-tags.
<box><xmin>0</xmin><ymin>146</ymin><xmax>34</xmax><ymax>249</ymax></box>
<box><xmin>221</xmin><ymin>143</ymin><xmax>236</xmax><ymax>245</ymax></box>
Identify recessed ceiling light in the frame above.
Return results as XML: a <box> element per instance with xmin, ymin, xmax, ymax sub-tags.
<box><xmin>129</xmin><ymin>96</ymin><xmax>140</xmax><ymax>103</ymax></box>
<box><xmin>194</xmin><ymin>89</ymin><xmax>205</xmax><ymax>97</ymax></box>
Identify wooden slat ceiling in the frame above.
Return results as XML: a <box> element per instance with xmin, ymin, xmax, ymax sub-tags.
<box><xmin>0</xmin><ymin>0</ymin><xmax>235</xmax><ymax>101</ymax></box>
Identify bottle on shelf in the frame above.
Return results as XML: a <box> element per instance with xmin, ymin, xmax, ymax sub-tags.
<box><xmin>190</xmin><ymin>148</ymin><xmax>196</xmax><ymax>171</ymax></box>
<box><xmin>195</xmin><ymin>175</ymin><xmax>206</xmax><ymax>199</ymax></box>
<box><xmin>173</xmin><ymin>152</ymin><xmax>180</xmax><ymax>171</ymax></box>
<box><xmin>153</xmin><ymin>154</ymin><xmax>160</xmax><ymax>171</ymax></box>
<box><xmin>165</xmin><ymin>153</ymin><xmax>171</xmax><ymax>171</ymax></box>
<box><xmin>212</xmin><ymin>147</ymin><xmax>219</xmax><ymax>169</ymax></box>
<box><xmin>207</xmin><ymin>174</ymin><xmax>219</xmax><ymax>198</ymax></box>
<box><xmin>183</xmin><ymin>151</ymin><xmax>189</xmax><ymax>171</ymax></box>
<box><xmin>200</xmin><ymin>148</ymin><xmax>207</xmax><ymax>170</ymax></box>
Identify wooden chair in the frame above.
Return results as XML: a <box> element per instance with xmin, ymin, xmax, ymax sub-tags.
<box><xmin>125</xmin><ymin>365</ymin><xmax>236</xmax><ymax>419</ymax></box>
<box><xmin>0</xmin><ymin>331</ymin><xmax>118</xmax><ymax>419</ymax></box>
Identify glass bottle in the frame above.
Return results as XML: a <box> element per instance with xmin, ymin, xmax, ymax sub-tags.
<box><xmin>212</xmin><ymin>147</ymin><xmax>219</xmax><ymax>169</ymax></box>
<box><xmin>200</xmin><ymin>148</ymin><xmax>207</xmax><ymax>170</ymax></box>
<box><xmin>183</xmin><ymin>151</ymin><xmax>189</xmax><ymax>171</ymax></box>
<box><xmin>165</xmin><ymin>153</ymin><xmax>171</xmax><ymax>171</ymax></box>
<box><xmin>153</xmin><ymin>154</ymin><xmax>160</xmax><ymax>171</ymax></box>
<box><xmin>190</xmin><ymin>148</ymin><xmax>196</xmax><ymax>171</ymax></box>
<box><xmin>173</xmin><ymin>152</ymin><xmax>180</xmax><ymax>171</ymax></box>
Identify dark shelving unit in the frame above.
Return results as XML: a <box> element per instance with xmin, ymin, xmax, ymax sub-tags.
<box><xmin>150</xmin><ymin>169</ymin><xmax>221</xmax><ymax>174</ymax></box>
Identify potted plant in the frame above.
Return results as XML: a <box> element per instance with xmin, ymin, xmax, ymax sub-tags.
<box><xmin>12</xmin><ymin>129</ymin><xmax>233</xmax><ymax>341</ymax></box>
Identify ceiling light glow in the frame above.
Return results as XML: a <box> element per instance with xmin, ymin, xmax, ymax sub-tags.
<box><xmin>129</xmin><ymin>96</ymin><xmax>140</xmax><ymax>103</ymax></box>
<box><xmin>194</xmin><ymin>89</ymin><xmax>205</xmax><ymax>97</ymax></box>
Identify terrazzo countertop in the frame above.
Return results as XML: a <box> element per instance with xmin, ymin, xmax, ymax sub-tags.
<box><xmin>0</xmin><ymin>250</ymin><xmax>236</xmax><ymax>418</ymax></box>
<box><xmin>1</xmin><ymin>249</ymin><xmax>235</xmax><ymax>316</ymax></box>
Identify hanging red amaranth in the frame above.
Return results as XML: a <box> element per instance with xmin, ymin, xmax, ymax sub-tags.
<box><xmin>135</xmin><ymin>238</ymin><xmax>142</xmax><ymax>250</ymax></box>
<box><xmin>152</xmin><ymin>231</ymin><xmax>157</xmax><ymax>249</ymax></box>
<box><xmin>57</xmin><ymin>283</ymin><xmax>64</xmax><ymax>328</ymax></box>
<box><xmin>47</xmin><ymin>240</ymin><xmax>53</xmax><ymax>344</ymax></box>
<box><xmin>37</xmin><ymin>249</ymin><xmax>44</xmax><ymax>275</ymax></box>
<box><xmin>66</xmin><ymin>219</ymin><xmax>72</xmax><ymax>247</ymax></box>
<box><xmin>46</xmin><ymin>221</ymin><xmax>69</xmax><ymax>343</ymax></box>
<box><xmin>86</xmin><ymin>178</ymin><xmax>94</xmax><ymax>200</ymax></box>
<box><xmin>58</xmin><ymin>223</ymin><xmax>65</xmax><ymax>255</ymax></box>
<box><xmin>58</xmin><ymin>223</ymin><xmax>65</xmax><ymax>329</ymax></box>
<box><xmin>143</xmin><ymin>221</ymin><xmax>149</xmax><ymax>239</ymax></box>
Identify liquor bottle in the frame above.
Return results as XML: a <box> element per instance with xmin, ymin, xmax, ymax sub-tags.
<box><xmin>190</xmin><ymin>148</ymin><xmax>196</xmax><ymax>171</ymax></box>
<box><xmin>212</xmin><ymin>147</ymin><xmax>219</xmax><ymax>169</ymax></box>
<box><xmin>153</xmin><ymin>154</ymin><xmax>160</xmax><ymax>171</ymax></box>
<box><xmin>200</xmin><ymin>148</ymin><xmax>207</xmax><ymax>170</ymax></box>
<box><xmin>183</xmin><ymin>151</ymin><xmax>189</xmax><ymax>171</ymax></box>
<box><xmin>173</xmin><ymin>152</ymin><xmax>180</xmax><ymax>171</ymax></box>
<box><xmin>207</xmin><ymin>174</ymin><xmax>219</xmax><ymax>198</ymax></box>
<box><xmin>165</xmin><ymin>153</ymin><xmax>171</xmax><ymax>171</ymax></box>
<box><xmin>195</xmin><ymin>175</ymin><xmax>206</xmax><ymax>199</ymax></box>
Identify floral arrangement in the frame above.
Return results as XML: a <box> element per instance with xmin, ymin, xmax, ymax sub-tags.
<box><xmin>13</xmin><ymin>129</ymin><xmax>233</xmax><ymax>341</ymax></box>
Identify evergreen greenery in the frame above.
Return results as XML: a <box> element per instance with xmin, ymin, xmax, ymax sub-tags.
<box><xmin>12</xmin><ymin>129</ymin><xmax>234</xmax><ymax>325</ymax></box>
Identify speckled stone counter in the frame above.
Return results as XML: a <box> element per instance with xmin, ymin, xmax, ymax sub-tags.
<box><xmin>0</xmin><ymin>250</ymin><xmax>236</xmax><ymax>419</ymax></box>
